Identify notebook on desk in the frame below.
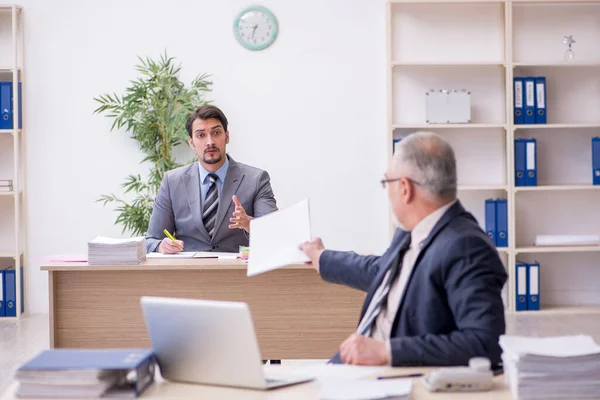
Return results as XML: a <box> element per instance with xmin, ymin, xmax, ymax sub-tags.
<box><xmin>146</xmin><ymin>251</ymin><xmax>238</xmax><ymax>259</ymax></box>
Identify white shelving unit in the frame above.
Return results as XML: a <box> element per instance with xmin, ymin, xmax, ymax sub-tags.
<box><xmin>387</xmin><ymin>0</ymin><xmax>600</xmax><ymax>314</ymax></box>
<box><xmin>0</xmin><ymin>4</ymin><xmax>25</xmax><ymax>319</ymax></box>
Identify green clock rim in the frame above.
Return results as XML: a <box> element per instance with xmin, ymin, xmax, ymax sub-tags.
<box><xmin>233</xmin><ymin>5</ymin><xmax>278</xmax><ymax>51</ymax></box>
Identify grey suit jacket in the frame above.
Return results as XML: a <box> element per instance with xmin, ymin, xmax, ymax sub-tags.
<box><xmin>145</xmin><ymin>155</ymin><xmax>278</xmax><ymax>253</ymax></box>
<box><xmin>320</xmin><ymin>200</ymin><xmax>507</xmax><ymax>367</ymax></box>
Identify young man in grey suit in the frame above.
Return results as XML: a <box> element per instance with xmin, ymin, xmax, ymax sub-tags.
<box><xmin>145</xmin><ymin>105</ymin><xmax>278</xmax><ymax>254</ymax></box>
<box><xmin>300</xmin><ymin>131</ymin><xmax>507</xmax><ymax>367</ymax></box>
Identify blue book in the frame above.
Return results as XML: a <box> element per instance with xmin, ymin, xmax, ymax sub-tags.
<box><xmin>484</xmin><ymin>199</ymin><xmax>497</xmax><ymax>245</ymax></box>
<box><xmin>525</xmin><ymin>138</ymin><xmax>537</xmax><ymax>186</ymax></box>
<box><xmin>534</xmin><ymin>77</ymin><xmax>546</xmax><ymax>124</ymax></box>
<box><xmin>515</xmin><ymin>139</ymin><xmax>526</xmax><ymax>186</ymax></box>
<box><xmin>513</xmin><ymin>77</ymin><xmax>524</xmax><ymax>124</ymax></box>
<box><xmin>0</xmin><ymin>81</ymin><xmax>22</xmax><ymax>130</ymax></box>
<box><xmin>496</xmin><ymin>199</ymin><xmax>508</xmax><ymax>248</ymax></box>
<box><xmin>527</xmin><ymin>262</ymin><xmax>540</xmax><ymax>311</ymax></box>
<box><xmin>524</xmin><ymin>78</ymin><xmax>536</xmax><ymax>124</ymax></box>
<box><xmin>17</xmin><ymin>349</ymin><xmax>156</xmax><ymax>397</ymax></box>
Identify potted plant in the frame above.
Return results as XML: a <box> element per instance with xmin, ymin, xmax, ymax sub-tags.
<box><xmin>94</xmin><ymin>52</ymin><xmax>212</xmax><ymax>236</ymax></box>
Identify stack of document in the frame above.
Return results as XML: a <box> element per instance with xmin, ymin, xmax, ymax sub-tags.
<box><xmin>88</xmin><ymin>236</ymin><xmax>146</xmax><ymax>265</ymax></box>
<box><xmin>500</xmin><ymin>335</ymin><xmax>600</xmax><ymax>399</ymax></box>
<box><xmin>15</xmin><ymin>349</ymin><xmax>156</xmax><ymax>398</ymax></box>
<box><xmin>534</xmin><ymin>234</ymin><xmax>600</xmax><ymax>247</ymax></box>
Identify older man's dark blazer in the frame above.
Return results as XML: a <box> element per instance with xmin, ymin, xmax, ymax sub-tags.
<box><xmin>320</xmin><ymin>200</ymin><xmax>507</xmax><ymax>366</ymax></box>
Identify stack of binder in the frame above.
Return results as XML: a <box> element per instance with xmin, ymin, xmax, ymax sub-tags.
<box><xmin>500</xmin><ymin>335</ymin><xmax>600</xmax><ymax>400</ymax></box>
<box><xmin>515</xmin><ymin>261</ymin><xmax>540</xmax><ymax>311</ymax></box>
<box><xmin>15</xmin><ymin>349</ymin><xmax>156</xmax><ymax>398</ymax></box>
<box><xmin>514</xmin><ymin>76</ymin><xmax>546</xmax><ymax>124</ymax></box>
<box><xmin>485</xmin><ymin>199</ymin><xmax>508</xmax><ymax>248</ymax></box>
<box><xmin>0</xmin><ymin>179</ymin><xmax>12</xmax><ymax>192</ymax></box>
<box><xmin>515</xmin><ymin>138</ymin><xmax>537</xmax><ymax>186</ymax></box>
<box><xmin>87</xmin><ymin>236</ymin><xmax>146</xmax><ymax>265</ymax></box>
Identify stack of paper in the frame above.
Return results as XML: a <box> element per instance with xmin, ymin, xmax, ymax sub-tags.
<box><xmin>88</xmin><ymin>236</ymin><xmax>146</xmax><ymax>265</ymax></box>
<box><xmin>500</xmin><ymin>335</ymin><xmax>600</xmax><ymax>399</ymax></box>
<box><xmin>534</xmin><ymin>234</ymin><xmax>600</xmax><ymax>247</ymax></box>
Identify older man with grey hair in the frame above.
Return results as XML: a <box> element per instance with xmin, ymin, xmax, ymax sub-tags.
<box><xmin>300</xmin><ymin>131</ymin><xmax>507</xmax><ymax>367</ymax></box>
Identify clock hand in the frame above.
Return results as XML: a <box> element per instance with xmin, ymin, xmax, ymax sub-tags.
<box><xmin>251</xmin><ymin>25</ymin><xmax>258</xmax><ymax>38</ymax></box>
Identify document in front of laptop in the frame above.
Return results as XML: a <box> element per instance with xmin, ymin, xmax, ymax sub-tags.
<box><xmin>247</xmin><ymin>199</ymin><xmax>311</xmax><ymax>277</ymax></box>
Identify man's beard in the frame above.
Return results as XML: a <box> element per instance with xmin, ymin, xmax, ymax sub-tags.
<box><xmin>202</xmin><ymin>151</ymin><xmax>222</xmax><ymax>164</ymax></box>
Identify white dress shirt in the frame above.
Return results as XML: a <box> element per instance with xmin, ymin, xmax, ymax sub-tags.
<box><xmin>369</xmin><ymin>200</ymin><xmax>457</xmax><ymax>364</ymax></box>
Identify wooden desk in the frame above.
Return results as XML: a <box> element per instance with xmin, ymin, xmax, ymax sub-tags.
<box><xmin>42</xmin><ymin>260</ymin><xmax>365</xmax><ymax>359</ymax></box>
<box><xmin>1</xmin><ymin>366</ymin><xmax>514</xmax><ymax>400</ymax></box>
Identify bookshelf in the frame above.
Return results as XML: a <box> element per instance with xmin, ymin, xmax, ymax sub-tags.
<box><xmin>0</xmin><ymin>4</ymin><xmax>25</xmax><ymax>319</ymax></box>
<box><xmin>387</xmin><ymin>0</ymin><xmax>600</xmax><ymax>314</ymax></box>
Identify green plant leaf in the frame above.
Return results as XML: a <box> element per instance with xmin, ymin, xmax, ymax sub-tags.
<box><xmin>95</xmin><ymin>50</ymin><xmax>212</xmax><ymax>236</ymax></box>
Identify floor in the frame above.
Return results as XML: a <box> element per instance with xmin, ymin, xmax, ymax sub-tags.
<box><xmin>1</xmin><ymin>312</ymin><xmax>600</xmax><ymax>396</ymax></box>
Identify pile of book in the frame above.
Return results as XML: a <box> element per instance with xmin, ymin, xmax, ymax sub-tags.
<box><xmin>15</xmin><ymin>349</ymin><xmax>156</xmax><ymax>398</ymax></box>
<box><xmin>500</xmin><ymin>335</ymin><xmax>600</xmax><ymax>400</ymax></box>
<box><xmin>88</xmin><ymin>236</ymin><xmax>146</xmax><ymax>265</ymax></box>
<box><xmin>0</xmin><ymin>179</ymin><xmax>12</xmax><ymax>193</ymax></box>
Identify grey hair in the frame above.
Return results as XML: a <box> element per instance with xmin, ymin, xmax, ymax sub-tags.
<box><xmin>392</xmin><ymin>131</ymin><xmax>457</xmax><ymax>202</ymax></box>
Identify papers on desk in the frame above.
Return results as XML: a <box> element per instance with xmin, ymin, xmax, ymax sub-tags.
<box><xmin>320</xmin><ymin>378</ymin><xmax>412</xmax><ymax>400</ymax></box>
<box><xmin>146</xmin><ymin>251</ymin><xmax>238</xmax><ymax>259</ymax></box>
<box><xmin>500</xmin><ymin>334</ymin><xmax>600</xmax><ymax>400</ymax></box>
<box><xmin>88</xmin><ymin>236</ymin><xmax>146</xmax><ymax>265</ymax></box>
<box><xmin>247</xmin><ymin>199</ymin><xmax>311</xmax><ymax>277</ymax></box>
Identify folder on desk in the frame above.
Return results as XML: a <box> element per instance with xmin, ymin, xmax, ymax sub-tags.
<box><xmin>0</xmin><ymin>81</ymin><xmax>22</xmax><ymax>130</ymax></box>
<box><xmin>525</xmin><ymin>138</ymin><xmax>537</xmax><ymax>186</ymax></box>
<box><xmin>16</xmin><ymin>349</ymin><xmax>156</xmax><ymax>398</ymax></box>
<box><xmin>534</xmin><ymin>77</ymin><xmax>546</xmax><ymax>124</ymax></box>
<box><xmin>524</xmin><ymin>78</ymin><xmax>536</xmax><ymax>124</ymax></box>
<box><xmin>516</xmin><ymin>262</ymin><xmax>528</xmax><ymax>311</ymax></box>
<box><xmin>515</xmin><ymin>139</ymin><xmax>526</xmax><ymax>186</ymax></box>
<box><xmin>527</xmin><ymin>262</ymin><xmax>540</xmax><ymax>311</ymax></box>
<box><xmin>593</xmin><ymin>137</ymin><xmax>600</xmax><ymax>185</ymax></box>
<box><xmin>484</xmin><ymin>199</ymin><xmax>497</xmax><ymax>245</ymax></box>
<box><xmin>0</xmin><ymin>270</ymin><xmax>4</xmax><ymax>317</ymax></box>
<box><xmin>496</xmin><ymin>199</ymin><xmax>508</xmax><ymax>248</ymax></box>
<box><xmin>514</xmin><ymin>77</ymin><xmax>524</xmax><ymax>125</ymax></box>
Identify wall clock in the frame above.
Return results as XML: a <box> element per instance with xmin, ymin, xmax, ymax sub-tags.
<box><xmin>233</xmin><ymin>6</ymin><xmax>278</xmax><ymax>51</ymax></box>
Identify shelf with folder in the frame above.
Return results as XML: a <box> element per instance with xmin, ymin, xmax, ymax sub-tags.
<box><xmin>515</xmin><ymin>245</ymin><xmax>600</xmax><ymax>254</ymax></box>
<box><xmin>514</xmin><ymin>185</ymin><xmax>600</xmax><ymax>192</ymax></box>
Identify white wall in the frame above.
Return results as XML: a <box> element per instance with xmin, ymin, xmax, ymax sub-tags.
<box><xmin>13</xmin><ymin>0</ymin><xmax>389</xmax><ymax>313</ymax></box>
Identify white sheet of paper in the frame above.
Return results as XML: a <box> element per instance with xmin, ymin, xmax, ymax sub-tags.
<box><xmin>146</xmin><ymin>252</ymin><xmax>197</xmax><ymax>259</ymax></box>
<box><xmin>247</xmin><ymin>199</ymin><xmax>311</xmax><ymax>277</ymax></box>
<box><xmin>146</xmin><ymin>251</ymin><xmax>238</xmax><ymax>259</ymax></box>
<box><xmin>319</xmin><ymin>378</ymin><xmax>412</xmax><ymax>400</ymax></box>
<box><xmin>193</xmin><ymin>251</ymin><xmax>239</xmax><ymax>259</ymax></box>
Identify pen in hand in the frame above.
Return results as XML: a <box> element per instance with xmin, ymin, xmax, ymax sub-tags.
<box><xmin>163</xmin><ymin>229</ymin><xmax>184</xmax><ymax>251</ymax></box>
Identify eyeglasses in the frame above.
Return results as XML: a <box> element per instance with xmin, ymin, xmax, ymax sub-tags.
<box><xmin>380</xmin><ymin>176</ymin><xmax>422</xmax><ymax>189</ymax></box>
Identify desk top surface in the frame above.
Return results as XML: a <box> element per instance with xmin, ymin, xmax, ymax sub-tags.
<box><xmin>40</xmin><ymin>259</ymin><xmax>310</xmax><ymax>272</ymax></box>
<box><xmin>1</xmin><ymin>366</ymin><xmax>512</xmax><ymax>400</ymax></box>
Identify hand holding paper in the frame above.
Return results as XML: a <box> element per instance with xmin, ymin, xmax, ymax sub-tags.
<box><xmin>299</xmin><ymin>237</ymin><xmax>325</xmax><ymax>272</ymax></box>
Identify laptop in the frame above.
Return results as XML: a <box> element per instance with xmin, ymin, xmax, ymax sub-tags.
<box><xmin>139</xmin><ymin>296</ymin><xmax>314</xmax><ymax>390</ymax></box>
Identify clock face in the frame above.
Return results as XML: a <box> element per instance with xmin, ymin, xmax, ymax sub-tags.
<box><xmin>234</xmin><ymin>6</ymin><xmax>278</xmax><ymax>51</ymax></box>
